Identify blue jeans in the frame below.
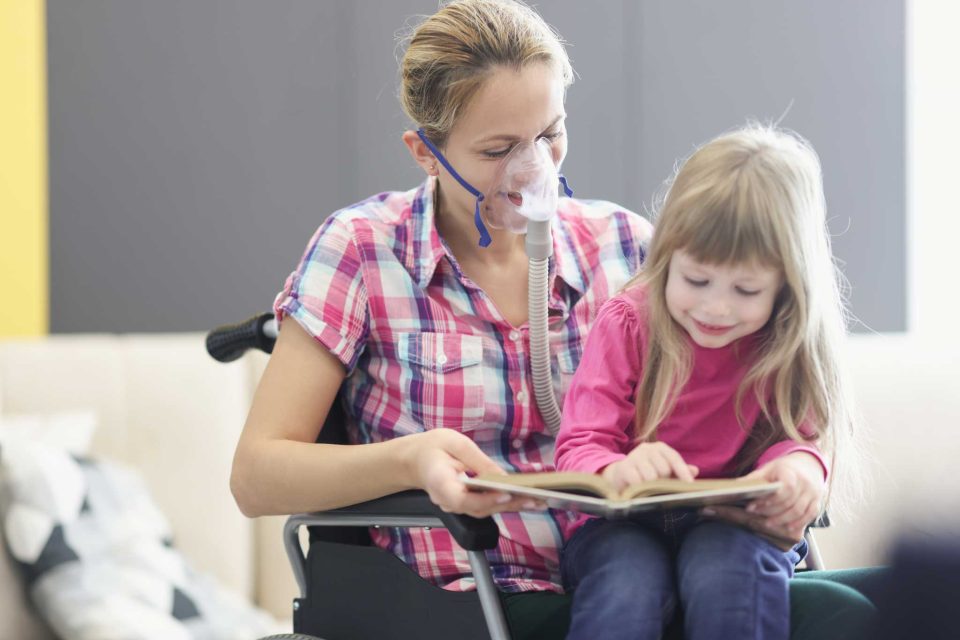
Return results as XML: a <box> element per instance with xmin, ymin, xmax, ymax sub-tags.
<box><xmin>560</xmin><ymin>511</ymin><xmax>805</xmax><ymax>640</ymax></box>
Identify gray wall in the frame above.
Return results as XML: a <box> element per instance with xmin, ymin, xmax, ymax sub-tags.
<box><xmin>48</xmin><ymin>0</ymin><xmax>905</xmax><ymax>333</ymax></box>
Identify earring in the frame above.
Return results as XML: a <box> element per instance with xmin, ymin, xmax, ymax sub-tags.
<box><xmin>429</xmin><ymin>164</ymin><xmax>438</xmax><ymax>176</ymax></box>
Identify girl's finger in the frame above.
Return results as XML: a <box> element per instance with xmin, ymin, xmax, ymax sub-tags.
<box><xmin>663</xmin><ymin>448</ymin><xmax>696</xmax><ymax>482</ymax></box>
<box><xmin>617</xmin><ymin>464</ymin><xmax>643</xmax><ymax>491</ymax></box>
<box><xmin>649</xmin><ymin>453</ymin><xmax>674</xmax><ymax>479</ymax></box>
<box><xmin>635</xmin><ymin>458</ymin><xmax>659</xmax><ymax>483</ymax></box>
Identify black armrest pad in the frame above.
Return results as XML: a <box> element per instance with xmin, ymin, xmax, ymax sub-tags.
<box><xmin>326</xmin><ymin>490</ymin><xmax>501</xmax><ymax>551</ymax></box>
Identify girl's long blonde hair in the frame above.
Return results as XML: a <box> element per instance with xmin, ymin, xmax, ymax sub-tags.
<box><xmin>626</xmin><ymin>124</ymin><xmax>859</xmax><ymax>510</ymax></box>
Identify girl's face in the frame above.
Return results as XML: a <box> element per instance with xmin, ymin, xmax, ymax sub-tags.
<box><xmin>665</xmin><ymin>250</ymin><xmax>783</xmax><ymax>349</ymax></box>
<box><xmin>437</xmin><ymin>62</ymin><xmax>567</xmax><ymax>232</ymax></box>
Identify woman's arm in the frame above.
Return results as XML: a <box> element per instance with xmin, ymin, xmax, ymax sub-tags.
<box><xmin>230</xmin><ymin>319</ymin><xmax>529</xmax><ymax>518</ymax></box>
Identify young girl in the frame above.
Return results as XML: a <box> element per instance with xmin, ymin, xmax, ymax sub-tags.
<box><xmin>555</xmin><ymin>125</ymin><xmax>857</xmax><ymax>640</ymax></box>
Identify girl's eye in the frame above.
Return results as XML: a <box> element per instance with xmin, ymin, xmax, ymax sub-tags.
<box><xmin>736</xmin><ymin>287</ymin><xmax>761</xmax><ymax>296</ymax></box>
<box><xmin>684</xmin><ymin>277</ymin><xmax>708</xmax><ymax>287</ymax></box>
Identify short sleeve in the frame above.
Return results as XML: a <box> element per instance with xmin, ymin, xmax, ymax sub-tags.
<box><xmin>273</xmin><ymin>214</ymin><xmax>370</xmax><ymax>372</ymax></box>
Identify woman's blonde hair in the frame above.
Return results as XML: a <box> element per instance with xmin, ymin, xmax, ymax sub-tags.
<box><xmin>399</xmin><ymin>0</ymin><xmax>573</xmax><ymax>147</ymax></box>
<box><xmin>626</xmin><ymin>124</ymin><xmax>859</xmax><ymax>511</ymax></box>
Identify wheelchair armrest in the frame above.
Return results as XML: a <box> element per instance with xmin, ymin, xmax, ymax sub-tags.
<box><xmin>323</xmin><ymin>489</ymin><xmax>500</xmax><ymax>550</ymax></box>
<box><xmin>283</xmin><ymin>490</ymin><xmax>501</xmax><ymax>599</ymax></box>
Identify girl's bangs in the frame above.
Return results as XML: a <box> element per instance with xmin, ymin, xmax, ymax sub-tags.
<box><xmin>678</xmin><ymin>185</ymin><xmax>782</xmax><ymax>269</ymax></box>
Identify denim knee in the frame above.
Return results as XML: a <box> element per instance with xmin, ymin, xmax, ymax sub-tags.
<box><xmin>677</xmin><ymin>521</ymin><xmax>797</xmax><ymax>640</ymax></box>
<box><xmin>562</xmin><ymin>519</ymin><xmax>676</xmax><ymax>640</ymax></box>
<box><xmin>678</xmin><ymin>521</ymin><xmax>798</xmax><ymax>588</ymax></box>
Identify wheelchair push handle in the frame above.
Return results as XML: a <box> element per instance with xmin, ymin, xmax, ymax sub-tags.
<box><xmin>205</xmin><ymin>312</ymin><xmax>278</xmax><ymax>362</ymax></box>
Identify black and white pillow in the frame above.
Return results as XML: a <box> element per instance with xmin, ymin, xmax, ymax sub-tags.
<box><xmin>0</xmin><ymin>415</ymin><xmax>283</xmax><ymax>640</ymax></box>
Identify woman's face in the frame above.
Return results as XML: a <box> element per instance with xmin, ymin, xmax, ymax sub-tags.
<box><xmin>437</xmin><ymin>62</ymin><xmax>568</xmax><ymax>233</ymax></box>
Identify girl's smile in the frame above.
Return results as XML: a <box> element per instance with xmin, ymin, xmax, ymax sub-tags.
<box><xmin>666</xmin><ymin>250</ymin><xmax>783</xmax><ymax>348</ymax></box>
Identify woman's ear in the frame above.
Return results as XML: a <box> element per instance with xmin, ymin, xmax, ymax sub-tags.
<box><xmin>402</xmin><ymin>130</ymin><xmax>439</xmax><ymax>176</ymax></box>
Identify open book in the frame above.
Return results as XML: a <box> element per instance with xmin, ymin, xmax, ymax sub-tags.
<box><xmin>462</xmin><ymin>471</ymin><xmax>780</xmax><ymax>518</ymax></box>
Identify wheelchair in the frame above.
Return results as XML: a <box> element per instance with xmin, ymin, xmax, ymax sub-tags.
<box><xmin>207</xmin><ymin>313</ymin><xmax>828</xmax><ymax>640</ymax></box>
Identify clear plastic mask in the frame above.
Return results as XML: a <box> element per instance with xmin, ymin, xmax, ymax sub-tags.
<box><xmin>481</xmin><ymin>139</ymin><xmax>560</xmax><ymax>235</ymax></box>
<box><xmin>415</xmin><ymin>128</ymin><xmax>573</xmax><ymax>247</ymax></box>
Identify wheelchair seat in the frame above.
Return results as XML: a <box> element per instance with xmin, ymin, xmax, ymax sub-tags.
<box><xmin>208</xmin><ymin>313</ymin><xmax>830</xmax><ymax>640</ymax></box>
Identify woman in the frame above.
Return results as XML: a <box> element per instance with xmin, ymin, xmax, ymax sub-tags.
<box><xmin>230</xmin><ymin>1</ymin><xmax>878</xmax><ymax>637</ymax></box>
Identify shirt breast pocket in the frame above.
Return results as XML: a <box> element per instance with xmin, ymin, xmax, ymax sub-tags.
<box><xmin>396</xmin><ymin>332</ymin><xmax>486</xmax><ymax>431</ymax></box>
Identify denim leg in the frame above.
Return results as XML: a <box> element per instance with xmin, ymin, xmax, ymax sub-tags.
<box><xmin>676</xmin><ymin>521</ymin><xmax>801</xmax><ymax>640</ymax></box>
<box><xmin>561</xmin><ymin>518</ymin><xmax>676</xmax><ymax>640</ymax></box>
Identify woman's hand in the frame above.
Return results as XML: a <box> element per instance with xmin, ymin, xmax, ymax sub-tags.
<box><xmin>406</xmin><ymin>429</ymin><xmax>544</xmax><ymax>518</ymax></box>
<box><xmin>703</xmin><ymin>452</ymin><xmax>826</xmax><ymax>548</ymax></box>
<box><xmin>601</xmin><ymin>441</ymin><xmax>699</xmax><ymax>492</ymax></box>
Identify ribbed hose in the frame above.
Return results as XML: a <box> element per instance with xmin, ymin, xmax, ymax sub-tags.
<box><xmin>526</xmin><ymin>220</ymin><xmax>562</xmax><ymax>436</ymax></box>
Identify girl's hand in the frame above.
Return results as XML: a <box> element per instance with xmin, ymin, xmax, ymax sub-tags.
<box><xmin>601</xmin><ymin>441</ymin><xmax>699</xmax><ymax>492</ymax></box>
<box><xmin>407</xmin><ymin>429</ymin><xmax>544</xmax><ymax>518</ymax></box>
<box><xmin>704</xmin><ymin>452</ymin><xmax>825</xmax><ymax>545</ymax></box>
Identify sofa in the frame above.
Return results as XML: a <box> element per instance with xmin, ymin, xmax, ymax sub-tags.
<box><xmin>2</xmin><ymin>330</ymin><xmax>959</xmax><ymax>638</ymax></box>
<box><xmin>0</xmin><ymin>333</ymin><xmax>293</xmax><ymax>639</ymax></box>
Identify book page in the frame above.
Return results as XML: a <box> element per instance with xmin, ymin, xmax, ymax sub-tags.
<box><xmin>469</xmin><ymin>471</ymin><xmax>616</xmax><ymax>499</ymax></box>
<box><xmin>620</xmin><ymin>478</ymin><xmax>775</xmax><ymax>500</ymax></box>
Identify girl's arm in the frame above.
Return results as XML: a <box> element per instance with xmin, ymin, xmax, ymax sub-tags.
<box><xmin>230</xmin><ymin>318</ymin><xmax>527</xmax><ymax>518</ymax></box>
<box><xmin>744</xmin><ymin>451</ymin><xmax>826</xmax><ymax>530</ymax></box>
<box><xmin>706</xmin><ymin>450</ymin><xmax>826</xmax><ymax>544</ymax></box>
<box><xmin>555</xmin><ymin>297</ymin><xmax>643</xmax><ymax>475</ymax></box>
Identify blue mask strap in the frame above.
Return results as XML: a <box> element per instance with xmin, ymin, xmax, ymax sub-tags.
<box><xmin>416</xmin><ymin>129</ymin><xmax>492</xmax><ymax>248</ymax></box>
<box><xmin>559</xmin><ymin>174</ymin><xmax>574</xmax><ymax>198</ymax></box>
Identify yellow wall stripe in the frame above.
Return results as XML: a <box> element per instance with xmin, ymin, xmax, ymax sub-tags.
<box><xmin>0</xmin><ymin>0</ymin><xmax>48</xmax><ymax>336</ymax></box>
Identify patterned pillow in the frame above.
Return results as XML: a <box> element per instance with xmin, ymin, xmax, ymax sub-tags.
<box><xmin>0</xmin><ymin>433</ymin><xmax>284</xmax><ymax>640</ymax></box>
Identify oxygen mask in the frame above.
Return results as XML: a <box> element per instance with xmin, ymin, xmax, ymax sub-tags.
<box><xmin>481</xmin><ymin>139</ymin><xmax>561</xmax><ymax>235</ymax></box>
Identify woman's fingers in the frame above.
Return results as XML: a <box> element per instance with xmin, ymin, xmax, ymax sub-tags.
<box><xmin>441</xmin><ymin>430</ymin><xmax>506</xmax><ymax>476</ymax></box>
<box><xmin>702</xmin><ymin>505</ymin><xmax>800</xmax><ymax>550</ymax></box>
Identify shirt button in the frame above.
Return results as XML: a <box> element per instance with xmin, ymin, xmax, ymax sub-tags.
<box><xmin>436</xmin><ymin>354</ymin><xmax>448</xmax><ymax>366</ymax></box>
<box><xmin>516</xmin><ymin>390</ymin><xmax>528</xmax><ymax>403</ymax></box>
<box><xmin>512</xmin><ymin>438</ymin><xmax>524</xmax><ymax>449</ymax></box>
<box><xmin>509</xmin><ymin>330</ymin><xmax>521</xmax><ymax>342</ymax></box>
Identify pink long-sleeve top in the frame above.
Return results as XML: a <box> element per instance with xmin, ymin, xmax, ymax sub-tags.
<box><xmin>554</xmin><ymin>284</ymin><xmax>827</xmax><ymax>538</ymax></box>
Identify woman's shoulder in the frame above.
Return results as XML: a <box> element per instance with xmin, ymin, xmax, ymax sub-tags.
<box><xmin>557</xmin><ymin>197</ymin><xmax>653</xmax><ymax>246</ymax></box>
<box><xmin>554</xmin><ymin>198</ymin><xmax>652</xmax><ymax>293</ymax></box>
<box><xmin>300</xmin><ymin>184</ymin><xmax>430</xmax><ymax>264</ymax></box>
<box><xmin>322</xmin><ymin>185</ymin><xmax>422</xmax><ymax>234</ymax></box>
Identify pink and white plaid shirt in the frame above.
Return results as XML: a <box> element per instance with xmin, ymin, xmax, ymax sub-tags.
<box><xmin>274</xmin><ymin>177</ymin><xmax>651</xmax><ymax>593</ymax></box>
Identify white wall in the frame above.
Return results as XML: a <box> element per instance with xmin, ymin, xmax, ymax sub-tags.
<box><xmin>816</xmin><ymin>0</ymin><xmax>960</xmax><ymax>569</ymax></box>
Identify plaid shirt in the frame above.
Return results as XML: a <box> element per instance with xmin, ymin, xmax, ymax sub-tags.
<box><xmin>275</xmin><ymin>177</ymin><xmax>650</xmax><ymax>593</ymax></box>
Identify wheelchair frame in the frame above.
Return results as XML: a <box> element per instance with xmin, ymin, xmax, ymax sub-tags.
<box><xmin>208</xmin><ymin>313</ymin><xmax>827</xmax><ymax>640</ymax></box>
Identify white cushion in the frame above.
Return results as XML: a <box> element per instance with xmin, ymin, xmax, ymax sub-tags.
<box><xmin>1</xmin><ymin>438</ymin><xmax>284</xmax><ymax>640</ymax></box>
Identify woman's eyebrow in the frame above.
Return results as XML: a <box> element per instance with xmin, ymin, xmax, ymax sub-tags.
<box><xmin>474</xmin><ymin>115</ymin><xmax>566</xmax><ymax>145</ymax></box>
